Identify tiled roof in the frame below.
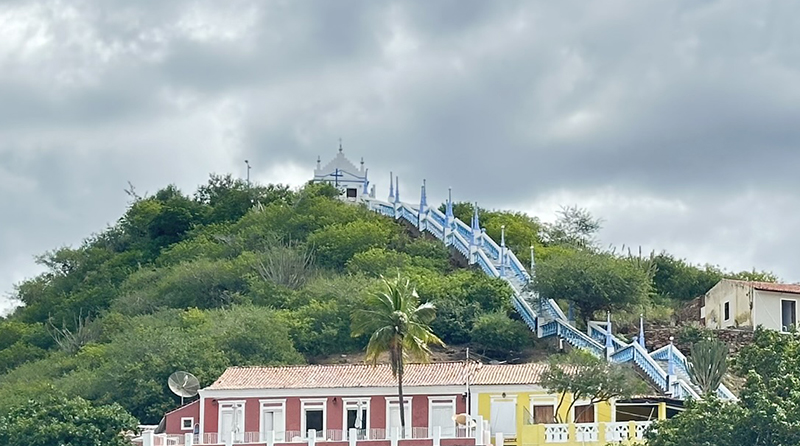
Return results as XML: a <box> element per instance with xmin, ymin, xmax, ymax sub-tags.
<box><xmin>471</xmin><ymin>363</ymin><xmax>549</xmax><ymax>385</ymax></box>
<box><xmin>207</xmin><ymin>362</ymin><xmax>471</xmax><ymax>390</ymax></box>
<box><xmin>206</xmin><ymin>362</ymin><xmax>553</xmax><ymax>390</ymax></box>
<box><xmin>729</xmin><ymin>280</ymin><xmax>800</xmax><ymax>295</ymax></box>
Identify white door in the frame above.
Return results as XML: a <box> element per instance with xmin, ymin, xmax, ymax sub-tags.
<box><xmin>262</xmin><ymin>410</ymin><xmax>285</xmax><ymax>442</ymax></box>
<box><xmin>221</xmin><ymin>406</ymin><xmax>245</xmax><ymax>443</ymax></box>
<box><xmin>490</xmin><ymin>400</ymin><xmax>516</xmax><ymax>438</ymax></box>
<box><xmin>431</xmin><ymin>405</ymin><xmax>456</xmax><ymax>437</ymax></box>
<box><xmin>221</xmin><ymin>411</ymin><xmax>234</xmax><ymax>443</ymax></box>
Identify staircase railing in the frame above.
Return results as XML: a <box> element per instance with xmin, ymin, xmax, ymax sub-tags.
<box><xmin>453</xmin><ymin>232</ymin><xmax>470</xmax><ymax>258</ymax></box>
<box><xmin>429</xmin><ymin>208</ymin><xmax>446</xmax><ymax>227</ymax></box>
<box><xmin>512</xmin><ymin>293</ymin><xmax>538</xmax><ymax>331</ymax></box>
<box><xmin>455</xmin><ymin>220</ymin><xmax>471</xmax><ymax>240</ymax></box>
<box><xmin>424</xmin><ymin>216</ymin><xmax>445</xmax><ymax>241</ymax></box>
<box><xmin>631</xmin><ymin>342</ymin><xmax>669</xmax><ymax>391</ymax></box>
<box><xmin>554</xmin><ymin>320</ymin><xmax>605</xmax><ymax>357</ymax></box>
<box><xmin>507</xmin><ymin>250</ymin><xmax>531</xmax><ymax>283</ymax></box>
<box><xmin>362</xmin><ymin>193</ymin><xmax>733</xmax><ymax>401</ymax></box>
<box><xmin>482</xmin><ymin>236</ymin><xmax>501</xmax><ymax>261</ymax></box>
<box><xmin>650</xmin><ymin>345</ymin><xmax>737</xmax><ymax>400</ymax></box>
<box><xmin>475</xmin><ymin>249</ymin><xmax>500</xmax><ymax>278</ymax></box>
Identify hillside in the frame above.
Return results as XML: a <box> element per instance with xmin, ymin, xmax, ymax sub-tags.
<box><xmin>0</xmin><ymin>175</ymin><xmax>776</xmax><ymax>424</ymax></box>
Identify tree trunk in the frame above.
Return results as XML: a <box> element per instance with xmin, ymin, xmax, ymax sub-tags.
<box><xmin>398</xmin><ymin>351</ymin><xmax>406</xmax><ymax>439</ymax></box>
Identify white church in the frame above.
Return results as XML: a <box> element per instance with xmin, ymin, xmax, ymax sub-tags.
<box><xmin>313</xmin><ymin>142</ymin><xmax>375</xmax><ymax>202</ymax></box>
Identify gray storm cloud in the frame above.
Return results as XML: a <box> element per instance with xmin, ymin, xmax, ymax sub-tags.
<box><xmin>2</xmin><ymin>0</ymin><xmax>799</xmax><ymax>312</ymax></box>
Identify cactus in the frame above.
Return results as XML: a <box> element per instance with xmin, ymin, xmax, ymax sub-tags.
<box><xmin>688</xmin><ymin>338</ymin><xmax>729</xmax><ymax>394</ymax></box>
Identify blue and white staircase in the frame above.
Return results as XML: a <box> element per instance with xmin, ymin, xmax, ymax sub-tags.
<box><xmin>363</xmin><ymin>178</ymin><xmax>735</xmax><ymax>401</ymax></box>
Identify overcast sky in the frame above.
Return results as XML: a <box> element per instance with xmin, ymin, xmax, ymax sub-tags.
<box><xmin>2</xmin><ymin>0</ymin><xmax>799</xmax><ymax>314</ymax></box>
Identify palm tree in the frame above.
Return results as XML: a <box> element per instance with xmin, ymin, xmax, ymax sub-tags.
<box><xmin>688</xmin><ymin>338</ymin><xmax>729</xmax><ymax>394</ymax></box>
<box><xmin>351</xmin><ymin>274</ymin><xmax>444</xmax><ymax>437</ymax></box>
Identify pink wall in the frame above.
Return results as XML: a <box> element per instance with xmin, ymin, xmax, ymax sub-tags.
<box><xmin>203</xmin><ymin>393</ymin><xmax>467</xmax><ymax>434</ymax></box>
<box><xmin>164</xmin><ymin>400</ymin><xmax>200</xmax><ymax>435</ymax></box>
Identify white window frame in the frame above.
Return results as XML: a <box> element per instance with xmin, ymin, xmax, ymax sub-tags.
<box><xmin>529</xmin><ymin>396</ymin><xmax>557</xmax><ymax>425</ymax></box>
<box><xmin>301</xmin><ymin>398</ymin><xmax>327</xmax><ymax>438</ymax></box>
<box><xmin>342</xmin><ymin>398</ymin><xmax>371</xmax><ymax>437</ymax></box>
<box><xmin>218</xmin><ymin>400</ymin><xmax>246</xmax><ymax>443</ymax></box>
<box><xmin>781</xmin><ymin>299</ymin><xmax>797</xmax><ymax>332</ymax></box>
<box><xmin>571</xmin><ymin>400</ymin><xmax>597</xmax><ymax>423</ymax></box>
<box><xmin>428</xmin><ymin>396</ymin><xmax>457</xmax><ymax>438</ymax></box>
<box><xmin>181</xmin><ymin>417</ymin><xmax>194</xmax><ymax>431</ymax></box>
<box><xmin>385</xmin><ymin>397</ymin><xmax>412</xmax><ymax>437</ymax></box>
<box><xmin>260</xmin><ymin>399</ymin><xmax>287</xmax><ymax>442</ymax></box>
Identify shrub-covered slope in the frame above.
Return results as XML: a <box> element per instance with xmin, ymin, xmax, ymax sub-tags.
<box><xmin>0</xmin><ymin>175</ymin><xmax>775</xmax><ymax>424</ymax></box>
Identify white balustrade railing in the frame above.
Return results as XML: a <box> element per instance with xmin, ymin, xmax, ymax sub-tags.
<box><xmin>153</xmin><ymin>435</ymin><xmax>185</xmax><ymax>446</ymax></box>
<box><xmin>195</xmin><ymin>426</ymin><xmax>476</xmax><ymax>444</ymax></box>
<box><xmin>605</xmin><ymin>422</ymin><xmax>630</xmax><ymax>442</ymax></box>
<box><xmin>575</xmin><ymin>423</ymin><xmax>599</xmax><ymax>443</ymax></box>
<box><xmin>543</xmin><ymin>424</ymin><xmax>569</xmax><ymax>443</ymax></box>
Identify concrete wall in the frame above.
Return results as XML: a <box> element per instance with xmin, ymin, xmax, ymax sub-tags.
<box><xmin>753</xmin><ymin>290</ymin><xmax>800</xmax><ymax>331</ymax></box>
<box><xmin>702</xmin><ymin>280</ymin><xmax>752</xmax><ymax>328</ymax></box>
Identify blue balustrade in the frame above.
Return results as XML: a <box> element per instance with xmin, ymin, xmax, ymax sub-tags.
<box><xmin>425</xmin><ymin>220</ymin><xmax>444</xmax><ymax>240</ymax></box>
<box><xmin>429</xmin><ymin>209</ymin><xmax>446</xmax><ymax>227</ymax></box>
<box><xmin>512</xmin><ymin>295</ymin><xmax>537</xmax><ymax>331</ymax></box>
<box><xmin>399</xmin><ymin>206</ymin><xmax>418</xmax><ymax>226</ymax></box>
<box><xmin>633</xmin><ymin>345</ymin><xmax>668</xmax><ymax>391</ymax></box>
<box><xmin>611</xmin><ymin>345</ymin><xmax>634</xmax><ymax>363</ymax></box>
<box><xmin>545</xmin><ymin>299</ymin><xmax>568</xmax><ymax>321</ymax></box>
<box><xmin>453</xmin><ymin>233</ymin><xmax>470</xmax><ymax>257</ymax></box>
<box><xmin>540</xmin><ymin>321</ymin><xmax>558</xmax><ymax>338</ymax></box>
<box><xmin>377</xmin><ymin>203</ymin><xmax>395</xmax><ymax>217</ymax></box>
<box><xmin>508</xmin><ymin>255</ymin><xmax>530</xmax><ymax>285</ymax></box>
<box><xmin>476</xmin><ymin>251</ymin><xmax>500</xmax><ymax>277</ymax></box>
<box><xmin>483</xmin><ymin>240</ymin><xmax>500</xmax><ymax>260</ymax></box>
<box><xmin>456</xmin><ymin>221</ymin><xmax>471</xmax><ymax>239</ymax></box>
<box><xmin>557</xmin><ymin>321</ymin><xmax>604</xmax><ymax>357</ymax></box>
<box><xmin>588</xmin><ymin>326</ymin><xmax>606</xmax><ymax>345</ymax></box>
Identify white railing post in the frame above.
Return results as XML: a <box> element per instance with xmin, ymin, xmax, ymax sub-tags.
<box><xmin>475</xmin><ymin>416</ymin><xmax>485</xmax><ymax>445</ymax></box>
<box><xmin>308</xmin><ymin>430</ymin><xmax>317</xmax><ymax>446</ymax></box>
<box><xmin>226</xmin><ymin>431</ymin><xmax>233</xmax><ymax>446</ymax></box>
<box><xmin>433</xmin><ymin>426</ymin><xmax>441</xmax><ymax>446</ymax></box>
<box><xmin>495</xmin><ymin>432</ymin><xmax>503</xmax><ymax>446</ymax></box>
<box><xmin>349</xmin><ymin>428</ymin><xmax>358</xmax><ymax>446</ymax></box>
<box><xmin>391</xmin><ymin>427</ymin><xmax>399</xmax><ymax>446</ymax></box>
<box><xmin>266</xmin><ymin>431</ymin><xmax>276</xmax><ymax>446</ymax></box>
<box><xmin>184</xmin><ymin>432</ymin><xmax>194</xmax><ymax>446</ymax></box>
<box><xmin>142</xmin><ymin>431</ymin><xmax>154</xmax><ymax>446</ymax></box>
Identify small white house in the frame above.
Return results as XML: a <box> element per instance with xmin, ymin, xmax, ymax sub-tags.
<box><xmin>701</xmin><ymin>279</ymin><xmax>800</xmax><ymax>332</ymax></box>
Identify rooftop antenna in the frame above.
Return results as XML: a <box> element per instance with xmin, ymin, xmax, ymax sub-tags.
<box><xmin>168</xmin><ymin>371</ymin><xmax>200</xmax><ymax>406</ymax></box>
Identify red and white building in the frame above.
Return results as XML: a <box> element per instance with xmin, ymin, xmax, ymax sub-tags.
<box><xmin>150</xmin><ymin>362</ymin><xmax>486</xmax><ymax>446</ymax></box>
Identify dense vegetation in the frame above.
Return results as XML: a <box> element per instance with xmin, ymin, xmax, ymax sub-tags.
<box><xmin>0</xmin><ymin>174</ymin><xmax>777</xmax><ymax>426</ymax></box>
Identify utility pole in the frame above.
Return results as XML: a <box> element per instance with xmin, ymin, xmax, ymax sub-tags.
<box><xmin>244</xmin><ymin>160</ymin><xmax>251</xmax><ymax>187</ymax></box>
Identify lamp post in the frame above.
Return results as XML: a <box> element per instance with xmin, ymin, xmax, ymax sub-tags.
<box><xmin>244</xmin><ymin>160</ymin><xmax>251</xmax><ymax>187</ymax></box>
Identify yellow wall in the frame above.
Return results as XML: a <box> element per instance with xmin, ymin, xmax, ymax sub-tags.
<box><xmin>476</xmin><ymin>390</ymin><xmax>665</xmax><ymax>446</ymax></box>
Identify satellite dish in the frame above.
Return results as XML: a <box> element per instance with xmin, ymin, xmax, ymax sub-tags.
<box><xmin>168</xmin><ymin>371</ymin><xmax>200</xmax><ymax>405</ymax></box>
